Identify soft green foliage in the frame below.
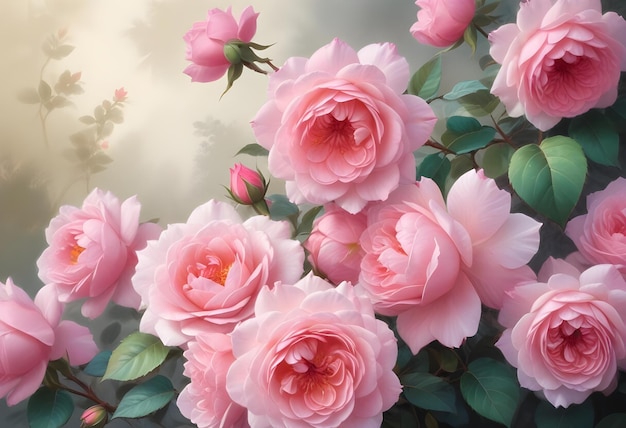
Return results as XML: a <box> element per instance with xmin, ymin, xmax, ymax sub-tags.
<box><xmin>416</xmin><ymin>152</ymin><xmax>451</xmax><ymax>192</ymax></box>
<box><xmin>408</xmin><ymin>56</ymin><xmax>442</xmax><ymax>100</ymax></box>
<box><xmin>569</xmin><ymin>110</ymin><xmax>620</xmax><ymax>167</ymax></box>
<box><xmin>442</xmin><ymin>116</ymin><xmax>496</xmax><ymax>154</ymax></box>
<box><xmin>402</xmin><ymin>372</ymin><xmax>457</xmax><ymax>413</ymax></box>
<box><xmin>235</xmin><ymin>142</ymin><xmax>270</xmax><ymax>157</ymax></box>
<box><xmin>27</xmin><ymin>388</ymin><xmax>73</xmax><ymax>428</ymax></box>
<box><xmin>480</xmin><ymin>143</ymin><xmax>514</xmax><ymax>178</ymax></box>
<box><xmin>534</xmin><ymin>400</ymin><xmax>594</xmax><ymax>428</ymax></box>
<box><xmin>103</xmin><ymin>332</ymin><xmax>170</xmax><ymax>381</ymax></box>
<box><xmin>112</xmin><ymin>375</ymin><xmax>176</xmax><ymax>419</ymax></box>
<box><xmin>84</xmin><ymin>350</ymin><xmax>113</xmax><ymax>377</ymax></box>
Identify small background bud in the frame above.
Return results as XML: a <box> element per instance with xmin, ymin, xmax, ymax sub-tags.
<box><xmin>80</xmin><ymin>405</ymin><xmax>108</xmax><ymax>428</ymax></box>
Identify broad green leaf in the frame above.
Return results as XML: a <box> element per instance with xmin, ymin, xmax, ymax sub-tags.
<box><xmin>448</xmin><ymin>155</ymin><xmax>474</xmax><ymax>184</ymax></box>
<box><xmin>443</xmin><ymin>80</ymin><xmax>487</xmax><ymax>100</ymax></box>
<box><xmin>84</xmin><ymin>350</ymin><xmax>112</xmax><ymax>377</ymax></box>
<box><xmin>267</xmin><ymin>194</ymin><xmax>299</xmax><ymax>222</ymax></box>
<box><xmin>457</xmin><ymin>90</ymin><xmax>500</xmax><ymax>116</ymax></box>
<box><xmin>534</xmin><ymin>400</ymin><xmax>593</xmax><ymax>428</ymax></box>
<box><xmin>479</xmin><ymin>143</ymin><xmax>515</xmax><ymax>178</ymax></box>
<box><xmin>402</xmin><ymin>372</ymin><xmax>457</xmax><ymax>413</ymax></box>
<box><xmin>416</xmin><ymin>152</ymin><xmax>451</xmax><ymax>192</ymax></box>
<box><xmin>235</xmin><ymin>143</ymin><xmax>269</xmax><ymax>157</ymax></box>
<box><xmin>27</xmin><ymin>388</ymin><xmax>73</xmax><ymax>428</ymax></box>
<box><xmin>17</xmin><ymin>88</ymin><xmax>41</xmax><ymax>104</ymax></box>
<box><xmin>508</xmin><ymin>136</ymin><xmax>587</xmax><ymax>226</ymax></box>
<box><xmin>112</xmin><ymin>375</ymin><xmax>175</xmax><ymax>419</ymax></box>
<box><xmin>460</xmin><ymin>358</ymin><xmax>520</xmax><ymax>428</ymax></box>
<box><xmin>103</xmin><ymin>332</ymin><xmax>169</xmax><ymax>381</ymax></box>
<box><xmin>568</xmin><ymin>110</ymin><xmax>619</xmax><ymax>167</ymax></box>
<box><xmin>295</xmin><ymin>205</ymin><xmax>323</xmax><ymax>239</ymax></box>
<box><xmin>408</xmin><ymin>56</ymin><xmax>442</xmax><ymax>100</ymax></box>
<box><xmin>596</xmin><ymin>413</ymin><xmax>626</xmax><ymax>428</ymax></box>
<box><xmin>442</xmin><ymin>116</ymin><xmax>496</xmax><ymax>154</ymax></box>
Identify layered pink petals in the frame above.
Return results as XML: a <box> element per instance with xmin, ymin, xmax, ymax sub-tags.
<box><xmin>497</xmin><ymin>263</ymin><xmax>626</xmax><ymax>407</ymax></box>
<box><xmin>489</xmin><ymin>0</ymin><xmax>626</xmax><ymax>130</ymax></box>
<box><xmin>36</xmin><ymin>188</ymin><xmax>161</xmax><ymax>319</ymax></box>
<box><xmin>226</xmin><ymin>274</ymin><xmax>401</xmax><ymax>427</ymax></box>
<box><xmin>132</xmin><ymin>200</ymin><xmax>304</xmax><ymax>346</ymax></box>
<box><xmin>252</xmin><ymin>38</ymin><xmax>436</xmax><ymax>214</ymax></box>
<box><xmin>183</xmin><ymin>6</ymin><xmax>259</xmax><ymax>82</ymax></box>
<box><xmin>410</xmin><ymin>0</ymin><xmax>476</xmax><ymax>48</ymax></box>
<box><xmin>358</xmin><ymin>169</ymin><xmax>541</xmax><ymax>353</ymax></box>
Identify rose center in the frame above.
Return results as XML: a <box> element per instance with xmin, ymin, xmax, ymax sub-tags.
<box><xmin>69</xmin><ymin>244</ymin><xmax>85</xmax><ymax>264</ymax></box>
<box><xmin>188</xmin><ymin>257</ymin><xmax>231</xmax><ymax>286</ymax></box>
<box><xmin>310</xmin><ymin>114</ymin><xmax>355</xmax><ymax>152</ymax></box>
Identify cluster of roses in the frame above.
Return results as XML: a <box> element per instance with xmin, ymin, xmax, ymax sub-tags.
<box><xmin>2</xmin><ymin>0</ymin><xmax>626</xmax><ymax>427</ymax></box>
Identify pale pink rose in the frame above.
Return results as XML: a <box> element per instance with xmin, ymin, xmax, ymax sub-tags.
<box><xmin>566</xmin><ymin>177</ymin><xmax>626</xmax><ymax>269</ymax></box>
<box><xmin>132</xmin><ymin>200</ymin><xmax>304</xmax><ymax>346</ymax></box>
<box><xmin>304</xmin><ymin>203</ymin><xmax>368</xmax><ymax>285</ymax></box>
<box><xmin>37</xmin><ymin>188</ymin><xmax>162</xmax><ymax>319</ymax></box>
<box><xmin>226</xmin><ymin>274</ymin><xmax>401</xmax><ymax>428</ymax></box>
<box><xmin>358</xmin><ymin>169</ymin><xmax>541</xmax><ymax>353</ymax></box>
<box><xmin>497</xmin><ymin>264</ymin><xmax>626</xmax><ymax>407</ymax></box>
<box><xmin>410</xmin><ymin>0</ymin><xmax>476</xmax><ymax>48</ymax></box>
<box><xmin>252</xmin><ymin>38</ymin><xmax>437</xmax><ymax>214</ymax></box>
<box><xmin>489</xmin><ymin>0</ymin><xmax>626</xmax><ymax>131</ymax></box>
<box><xmin>178</xmin><ymin>333</ymin><xmax>249</xmax><ymax>428</ymax></box>
<box><xmin>0</xmin><ymin>279</ymin><xmax>97</xmax><ymax>406</ymax></box>
<box><xmin>183</xmin><ymin>6</ymin><xmax>259</xmax><ymax>82</ymax></box>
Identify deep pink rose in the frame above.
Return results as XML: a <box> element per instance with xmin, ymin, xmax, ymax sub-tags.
<box><xmin>489</xmin><ymin>0</ymin><xmax>626</xmax><ymax>131</ymax></box>
<box><xmin>252</xmin><ymin>38</ymin><xmax>437</xmax><ymax>214</ymax></box>
<box><xmin>226</xmin><ymin>274</ymin><xmax>401</xmax><ymax>428</ymax></box>
<box><xmin>0</xmin><ymin>279</ymin><xmax>97</xmax><ymax>406</ymax></box>
<box><xmin>497</xmin><ymin>263</ymin><xmax>626</xmax><ymax>407</ymax></box>
<box><xmin>566</xmin><ymin>177</ymin><xmax>626</xmax><ymax>269</ymax></box>
<box><xmin>178</xmin><ymin>333</ymin><xmax>249</xmax><ymax>428</ymax></box>
<box><xmin>304</xmin><ymin>203</ymin><xmax>368</xmax><ymax>285</ymax></box>
<box><xmin>37</xmin><ymin>188</ymin><xmax>161</xmax><ymax>319</ymax></box>
<box><xmin>358</xmin><ymin>169</ymin><xmax>541</xmax><ymax>353</ymax></box>
<box><xmin>132</xmin><ymin>200</ymin><xmax>304</xmax><ymax>346</ymax></box>
<box><xmin>229</xmin><ymin>163</ymin><xmax>266</xmax><ymax>205</ymax></box>
<box><xmin>183</xmin><ymin>6</ymin><xmax>259</xmax><ymax>82</ymax></box>
<box><xmin>410</xmin><ymin>0</ymin><xmax>476</xmax><ymax>48</ymax></box>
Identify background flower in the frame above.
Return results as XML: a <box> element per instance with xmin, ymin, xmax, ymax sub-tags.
<box><xmin>410</xmin><ymin>0</ymin><xmax>476</xmax><ymax>48</ymax></box>
<box><xmin>252</xmin><ymin>38</ymin><xmax>437</xmax><ymax>214</ymax></box>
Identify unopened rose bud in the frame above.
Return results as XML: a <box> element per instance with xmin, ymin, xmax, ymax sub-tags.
<box><xmin>80</xmin><ymin>405</ymin><xmax>108</xmax><ymax>428</ymax></box>
<box><xmin>229</xmin><ymin>163</ymin><xmax>267</xmax><ymax>205</ymax></box>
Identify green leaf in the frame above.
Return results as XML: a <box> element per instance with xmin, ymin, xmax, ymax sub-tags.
<box><xmin>235</xmin><ymin>143</ymin><xmax>269</xmax><ymax>157</ymax></box>
<box><xmin>402</xmin><ymin>372</ymin><xmax>457</xmax><ymax>413</ymax></box>
<box><xmin>460</xmin><ymin>358</ymin><xmax>520</xmax><ymax>428</ymax></box>
<box><xmin>408</xmin><ymin>56</ymin><xmax>441</xmax><ymax>100</ymax></box>
<box><xmin>534</xmin><ymin>400</ymin><xmax>594</xmax><ymax>428</ymax></box>
<box><xmin>17</xmin><ymin>88</ymin><xmax>41</xmax><ymax>104</ymax></box>
<box><xmin>102</xmin><ymin>332</ymin><xmax>169</xmax><ymax>381</ymax></box>
<box><xmin>296</xmin><ymin>205</ymin><xmax>323</xmax><ymax>239</ymax></box>
<box><xmin>568</xmin><ymin>110</ymin><xmax>619</xmax><ymax>167</ymax></box>
<box><xmin>457</xmin><ymin>90</ymin><xmax>500</xmax><ymax>116</ymax></box>
<box><xmin>463</xmin><ymin>24</ymin><xmax>477</xmax><ymax>54</ymax></box>
<box><xmin>267</xmin><ymin>194</ymin><xmax>299</xmax><ymax>222</ymax></box>
<box><xmin>38</xmin><ymin>80</ymin><xmax>52</xmax><ymax>102</ymax></box>
<box><xmin>443</xmin><ymin>80</ymin><xmax>488</xmax><ymax>100</ymax></box>
<box><xmin>84</xmin><ymin>350</ymin><xmax>112</xmax><ymax>377</ymax></box>
<box><xmin>508</xmin><ymin>136</ymin><xmax>587</xmax><ymax>226</ymax></box>
<box><xmin>27</xmin><ymin>388</ymin><xmax>73</xmax><ymax>428</ymax></box>
<box><xmin>441</xmin><ymin>116</ymin><xmax>496</xmax><ymax>154</ymax></box>
<box><xmin>112</xmin><ymin>375</ymin><xmax>175</xmax><ymax>419</ymax></box>
<box><xmin>596</xmin><ymin>413</ymin><xmax>626</xmax><ymax>428</ymax></box>
<box><xmin>416</xmin><ymin>152</ymin><xmax>451</xmax><ymax>192</ymax></box>
<box><xmin>479</xmin><ymin>143</ymin><xmax>515</xmax><ymax>178</ymax></box>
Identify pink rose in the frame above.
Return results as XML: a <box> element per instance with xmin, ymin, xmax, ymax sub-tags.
<box><xmin>229</xmin><ymin>163</ymin><xmax>266</xmax><ymax>205</ymax></box>
<box><xmin>497</xmin><ymin>263</ymin><xmax>626</xmax><ymax>407</ymax></box>
<box><xmin>304</xmin><ymin>203</ymin><xmax>367</xmax><ymax>285</ymax></box>
<box><xmin>566</xmin><ymin>177</ymin><xmax>626</xmax><ymax>268</ymax></box>
<box><xmin>132</xmin><ymin>200</ymin><xmax>304</xmax><ymax>346</ymax></box>
<box><xmin>410</xmin><ymin>0</ymin><xmax>476</xmax><ymax>48</ymax></box>
<box><xmin>489</xmin><ymin>0</ymin><xmax>626</xmax><ymax>131</ymax></box>
<box><xmin>178</xmin><ymin>333</ymin><xmax>249</xmax><ymax>428</ymax></box>
<box><xmin>37</xmin><ymin>188</ymin><xmax>162</xmax><ymax>319</ymax></box>
<box><xmin>358</xmin><ymin>169</ymin><xmax>541</xmax><ymax>353</ymax></box>
<box><xmin>0</xmin><ymin>279</ymin><xmax>97</xmax><ymax>406</ymax></box>
<box><xmin>226</xmin><ymin>274</ymin><xmax>401</xmax><ymax>428</ymax></box>
<box><xmin>183</xmin><ymin>6</ymin><xmax>259</xmax><ymax>82</ymax></box>
<box><xmin>252</xmin><ymin>38</ymin><xmax>437</xmax><ymax>214</ymax></box>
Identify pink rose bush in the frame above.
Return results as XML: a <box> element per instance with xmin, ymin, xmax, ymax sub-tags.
<box><xmin>132</xmin><ymin>200</ymin><xmax>304</xmax><ymax>346</ymax></box>
<box><xmin>358</xmin><ymin>169</ymin><xmax>541</xmax><ymax>353</ymax></box>
<box><xmin>497</xmin><ymin>262</ymin><xmax>626</xmax><ymax>407</ymax></box>
<box><xmin>37</xmin><ymin>188</ymin><xmax>161</xmax><ymax>319</ymax></box>
<box><xmin>410</xmin><ymin>0</ymin><xmax>476</xmax><ymax>48</ymax></box>
<box><xmin>304</xmin><ymin>203</ymin><xmax>368</xmax><ymax>285</ymax></box>
<box><xmin>0</xmin><ymin>279</ymin><xmax>97</xmax><ymax>406</ymax></box>
<box><xmin>252</xmin><ymin>38</ymin><xmax>437</xmax><ymax>214</ymax></box>
<box><xmin>489</xmin><ymin>0</ymin><xmax>626</xmax><ymax>131</ymax></box>
<box><xmin>226</xmin><ymin>274</ymin><xmax>401</xmax><ymax>428</ymax></box>
<box><xmin>183</xmin><ymin>6</ymin><xmax>259</xmax><ymax>82</ymax></box>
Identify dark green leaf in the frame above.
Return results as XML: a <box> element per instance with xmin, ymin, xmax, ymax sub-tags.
<box><xmin>112</xmin><ymin>375</ymin><xmax>175</xmax><ymax>419</ymax></box>
<box><xmin>267</xmin><ymin>194</ymin><xmax>299</xmax><ymax>222</ymax></box>
<box><xmin>596</xmin><ymin>413</ymin><xmax>626</xmax><ymax>428</ymax></box>
<box><xmin>84</xmin><ymin>350</ymin><xmax>113</xmax><ymax>377</ymax></box>
<box><xmin>296</xmin><ymin>205</ymin><xmax>323</xmax><ymax>238</ymax></box>
<box><xmin>416</xmin><ymin>153</ymin><xmax>451</xmax><ymax>192</ymax></box>
<box><xmin>103</xmin><ymin>332</ymin><xmax>169</xmax><ymax>381</ymax></box>
<box><xmin>402</xmin><ymin>372</ymin><xmax>457</xmax><ymax>413</ymax></box>
<box><xmin>100</xmin><ymin>321</ymin><xmax>122</xmax><ymax>345</ymax></box>
<box><xmin>408</xmin><ymin>56</ymin><xmax>442</xmax><ymax>100</ymax></box>
<box><xmin>568</xmin><ymin>110</ymin><xmax>619</xmax><ymax>167</ymax></box>
<box><xmin>235</xmin><ymin>143</ymin><xmax>269</xmax><ymax>157</ymax></box>
<box><xmin>479</xmin><ymin>143</ymin><xmax>514</xmax><ymax>178</ymax></box>
<box><xmin>27</xmin><ymin>388</ymin><xmax>73</xmax><ymax>428</ymax></box>
<box><xmin>534</xmin><ymin>400</ymin><xmax>593</xmax><ymax>428</ymax></box>
<box><xmin>442</xmin><ymin>117</ymin><xmax>496</xmax><ymax>154</ymax></box>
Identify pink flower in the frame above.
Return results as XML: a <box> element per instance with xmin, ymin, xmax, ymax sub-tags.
<box><xmin>226</xmin><ymin>274</ymin><xmax>401</xmax><ymax>428</ymax></box>
<box><xmin>113</xmin><ymin>87</ymin><xmax>127</xmax><ymax>102</ymax></box>
<box><xmin>37</xmin><ymin>188</ymin><xmax>162</xmax><ymax>319</ymax></box>
<box><xmin>132</xmin><ymin>200</ymin><xmax>304</xmax><ymax>346</ymax></box>
<box><xmin>178</xmin><ymin>333</ymin><xmax>249</xmax><ymax>428</ymax></box>
<box><xmin>304</xmin><ymin>203</ymin><xmax>368</xmax><ymax>285</ymax></box>
<box><xmin>566</xmin><ymin>177</ymin><xmax>626</xmax><ymax>268</ymax></box>
<box><xmin>489</xmin><ymin>0</ymin><xmax>626</xmax><ymax>131</ymax></box>
<box><xmin>0</xmin><ymin>279</ymin><xmax>97</xmax><ymax>406</ymax></box>
<box><xmin>252</xmin><ymin>38</ymin><xmax>437</xmax><ymax>214</ymax></box>
<box><xmin>497</xmin><ymin>263</ymin><xmax>626</xmax><ymax>407</ymax></box>
<box><xmin>229</xmin><ymin>163</ymin><xmax>266</xmax><ymax>205</ymax></box>
<box><xmin>183</xmin><ymin>6</ymin><xmax>259</xmax><ymax>82</ymax></box>
<box><xmin>358</xmin><ymin>169</ymin><xmax>541</xmax><ymax>353</ymax></box>
<box><xmin>410</xmin><ymin>0</ymin><xmax>476</xmax><ymax>48</ymax></box>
